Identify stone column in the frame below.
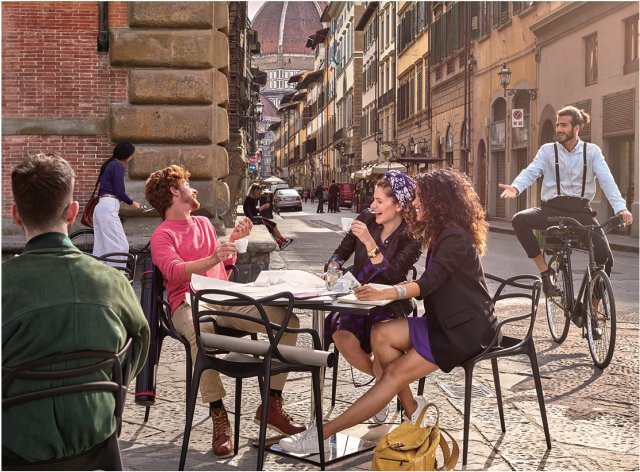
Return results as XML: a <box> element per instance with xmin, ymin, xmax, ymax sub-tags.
<box><xmin>109</xmin><ymin>1</ymin><xmax>231</xmax><ymax>231</ymax></box>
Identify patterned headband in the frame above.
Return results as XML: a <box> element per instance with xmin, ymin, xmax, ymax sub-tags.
<box><xmin>382</xmin><ymin>170</ymin><xmax>416</xmax><ymax>210</ymax></box>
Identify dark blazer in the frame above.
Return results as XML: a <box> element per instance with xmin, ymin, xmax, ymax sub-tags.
<box><xmin>415</xmin><ymin>226</ymin><xmax>498</xmax><ymax>373</ymax></box>
<box><xmin>330</xmin><ymin>211</ymin><xmax>422</xmax><ymax>315</ymax></box>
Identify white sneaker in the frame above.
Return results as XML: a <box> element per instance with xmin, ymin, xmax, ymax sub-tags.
<box><xmin>278</xmin><ymin>425</ymin><xmax>330</xmax><ymax>454</ymax></box>
<box><xmin>372</xmin><ymin>403</ymin><xmax>388</xmax><ymax>424</ymax></box>
<box><xmin>404</xmin><ymin>396</ymin><xmax>428</xmax><ymax>426</ymax></box>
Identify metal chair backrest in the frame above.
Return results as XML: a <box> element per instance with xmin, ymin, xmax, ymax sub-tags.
<box><xmin>483</xmin><ymin>273</ymin><xmax>542</xmax><ymax>351</ymax></box>
<box><xmin>91</xmin><ymin>252</ymin><xmax>137</xmax><ymax>282</ymax></box>
<box><xmin>2</xmin><ymin>339</ymin><xmax>133</xmax><ymax>468</ymax></box>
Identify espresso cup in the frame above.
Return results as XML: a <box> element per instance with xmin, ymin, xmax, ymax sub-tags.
<box><xmin>341</xmin><ymin>217</ymin><xmax>354</xmax><ymax>231</ymax></box>
<box><xmin>234</xmin><ymin>238</ymin><xmax>249</xmax><ymax>253</ymax></box>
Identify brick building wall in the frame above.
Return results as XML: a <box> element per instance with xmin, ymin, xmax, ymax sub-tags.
<box><xmin>2</xmin><ymin>2</ymin><xmax>128</xmax><ymax>218</ymax></box>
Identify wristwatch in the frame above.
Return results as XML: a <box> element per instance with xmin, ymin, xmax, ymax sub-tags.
<box><xmin>367</xmin><ymin>246</ymin><xmax>381</xmax><ymax>259</ymax></box>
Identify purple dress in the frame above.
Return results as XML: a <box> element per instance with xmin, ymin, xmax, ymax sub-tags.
<box><xmin>407</xmin><ymin>251</ymin><xmax>436</xmax><ymax>364</ymax></box>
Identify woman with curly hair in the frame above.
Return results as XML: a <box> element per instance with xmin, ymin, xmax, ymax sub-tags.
<box><xmin>280</xmin><ymin>168</ymin><xmax>499</xmax><ymax>454</ymax></box>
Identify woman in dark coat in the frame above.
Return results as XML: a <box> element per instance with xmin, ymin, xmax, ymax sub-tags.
<box><xmin>281</xmin><ymin>168</ymin><xmax>499</xmax><ymax>454</ymax></box>
<box><xmin>324</xmin><ymin>170</ymin><xmax>421</xmax><ymax>422</ymax></box>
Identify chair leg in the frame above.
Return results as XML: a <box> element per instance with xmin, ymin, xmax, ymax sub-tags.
<box><xmin>528</xmin><ymin>344</ymin><xmax>552</xmax><ymax>450</ymax></box>
<box><xmin>144</xmin><ymin>406</ymin><xmax>150</xmax><ymax>423</ymax></box>
<box><xmin>234</xmin><ymin>378</ymin><xmax>242</xmax><ymax>456</ymax></box>
<box><xmin>491</xmin><ymin>358</ymin><xmax>506</xmax><ymax>432</ymax></box>
<box><xmin>183</xmin><ymin>340</ymin><xmax>193</xmax><ymax>401</ymax></box>
<box><xmin>462</xmin><ymin>364</ymin><xmax>474</xmax><ymax>466</ymax></box>
<box><xmin>179</xmin><ymin>361</ymin><xmax>204</xmax><ymax>471</ymax></box>
<box><xmin>251</xmin><ymin>333</ymin><xmax>265</xmax><ymax>394</ymax></box>
<box><xmin>256</xmin><ymin>362</ymin><xmax>272</xmax><ymax>471</ymax></box>
<box><xmin>417</xmin><ymin>376</ymin><xmax>425</xmax><ymax>397</ymax></box>
<box><xmin>313</xmin><ymin>368</ymin><xmax>327</xmax><ymax>470</ymax></box>
<box><xmin>331</xmin><ymin>346</ymin><xmax>339</xmax><ymax>407</ymax></box>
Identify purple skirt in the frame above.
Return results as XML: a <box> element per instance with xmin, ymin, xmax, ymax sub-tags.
<box><xmin>407</xmin><ymin>317</ymin><xmax>436</xmax><ymax>365</ymax></box>
<box><xmin>325</xmin><ymin>309</ymin><xmax>404</xmax><ymax>354</ymax></box>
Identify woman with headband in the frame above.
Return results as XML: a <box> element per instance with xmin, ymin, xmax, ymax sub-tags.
<box><xmin>322</xmin><ymin>170</ymin><xmax>422</xmax><ymax>423</ymax></box>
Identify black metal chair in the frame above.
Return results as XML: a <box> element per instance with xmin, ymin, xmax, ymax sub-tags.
<box><xmin>180</xmin><ymin>288</ymin><xmax>334</xmax><ymax>471</ymax></box>
<box><xmin>91</xmin><ymin>252</ymin><xmax>137</xmax><ymax>282</ymax></box>
<box><xmin>137</xmin><ymin>260</ymin><xmax>257</xmax><ymax>423</ymax></box>
<box><xmin>326</xmin><ymin>264</ymin><xmax>419</xmax><ymax>409</ymax></box>
<box><xmin>2</xmin><ymin>338</ymin><xmax>133</xmax><ymax>470</ymax></box>
<box><xmin>420</xmin><ymin>273</ymin><xmax>551</xmax><ymax>465</ymax></box>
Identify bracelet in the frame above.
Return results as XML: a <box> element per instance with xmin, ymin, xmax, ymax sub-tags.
<box><xmin>394</xmin><ymin>284</ymin><xmax>407</xmax><ymax>300</ymax></box>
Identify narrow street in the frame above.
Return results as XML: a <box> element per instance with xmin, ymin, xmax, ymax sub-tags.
<box><xmin>120</xmin><ymin>202</ymin><xmax>639</xmax><ymax>471</ymax></box>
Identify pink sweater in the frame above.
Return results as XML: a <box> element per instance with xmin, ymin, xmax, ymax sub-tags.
<box><xmin>150</xmin><ymin>216</ymin><xmax>236</xmax><ymax>312</ymax></box>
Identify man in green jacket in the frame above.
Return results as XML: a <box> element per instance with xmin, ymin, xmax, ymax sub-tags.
<box><xmin>2</xmin><ymin>153</ymin><xmax>150</xmax><ymax>464</ymax></box>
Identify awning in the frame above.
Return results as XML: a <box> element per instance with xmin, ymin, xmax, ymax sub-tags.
<box><xmin>371</xmin><ymin>162</ymin><xmax>407</xmax><ymax>175</ymax></box>
<box><xmin>296</xmin><ymin>69</ymin><xmax>324</xmax><ymax>89</ymax></box>
<box><xmin>306</xmin><ymin>27</ymin><xmax>330</xmax><ymax>48</ymax></box>
<box><xmin>280</xmin><ymin>92</ymin><xmax>296</xmax><ymax>105</ymax></box>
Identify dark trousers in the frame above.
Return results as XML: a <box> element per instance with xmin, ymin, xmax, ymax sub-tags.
<box><xmin>511</xmin><ymin>199</ymin><xmax>614</xmax><ymax>275</ymax></box>
<box><xmin>316</xmin><ymin>199</ymin><xmax>324</xmax><ymax>212</ymax></box>
<box><xmin>329</xmin><ymin>195</ymin><xmax>339</xmax><ymax>212</ymax></box>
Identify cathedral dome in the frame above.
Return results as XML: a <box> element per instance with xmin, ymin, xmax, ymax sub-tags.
<box><xmin>252</xmin><ymin>1</ymin><xmax>326</xmax><ymax>55</ymax></box>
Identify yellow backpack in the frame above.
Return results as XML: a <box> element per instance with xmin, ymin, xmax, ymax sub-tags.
<box><xmin>372</xmin><ymin>403</ymin><xmax>459</xmax><ymax>471</ymax></box>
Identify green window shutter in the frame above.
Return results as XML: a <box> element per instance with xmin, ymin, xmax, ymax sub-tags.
<box><xmin>469</xmin><ymin>2</ymin><xmax>480</xmax><ymax>40</ymax></box>
<box><xmin>493</xmin><ymin>1</ymin><xmax>500</xmax><ymax>28</ymax></box>
<box><xmin>439</xmin><ymin>15</ymin><xmax>446</xmax><ymax>61</ymax></box>
<box><xmin>452</xmin><ymin>3</ymin><xmax>460</xmax><ymax>52</ymax></box>
<box><xmin>429</xmin><ymin>23</ymin><xmax>436</xmax><ymax>64</ymax></box>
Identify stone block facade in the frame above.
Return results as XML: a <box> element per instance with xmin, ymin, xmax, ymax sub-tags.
<box><xmin>2</xmin><ymin>1</ymin><xmax>233</xmax><ymax>228</ymax></box>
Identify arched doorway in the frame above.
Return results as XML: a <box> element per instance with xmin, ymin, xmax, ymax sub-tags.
<box><xmin>540</xmin><ymin>119</ymin><xmax>554</xmax><ymax>145</ymax></box>
<box><xmin>477</xmin><ymin>139</ymin><xmax>487</xmax><ymax>208</ymax></box>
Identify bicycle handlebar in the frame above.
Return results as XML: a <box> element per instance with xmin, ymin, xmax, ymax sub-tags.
<box><xmin>546</xmin><ymin>215</ymin><xmax>623</xmax><ymax>232</ymax></box>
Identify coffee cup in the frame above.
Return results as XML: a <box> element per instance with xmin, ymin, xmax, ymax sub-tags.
<box><xmin>341</xmin><ymin>217</ymin><xmax>354</xmax><ymax>231</ymax></box>
<box><xmin>234</xmin><ymin>238</ymin><xmax>249</xmax><ymax>253</ymax></box>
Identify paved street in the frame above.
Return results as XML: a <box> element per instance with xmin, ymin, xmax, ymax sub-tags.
<box><xmin>120</xmin><ymin>202</ymin><xmax>639</xmax><ymax>471</ymax></box>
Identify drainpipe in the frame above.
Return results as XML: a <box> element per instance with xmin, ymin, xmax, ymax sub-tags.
<box><xmin>97</xmin><ymin>2</ymin><xmax>109</xmax><ymax>53</ymax></box>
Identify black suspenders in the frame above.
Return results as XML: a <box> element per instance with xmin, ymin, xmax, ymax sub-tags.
<box><xmin>554</xmin><ymin>142</ymin><xmax>587</xmax><ymax>198</ymax></box>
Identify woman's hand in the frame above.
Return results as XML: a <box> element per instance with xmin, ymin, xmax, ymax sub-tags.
<box><xmin>350</xmin><ymin>220</ymin><xmax>375</xmax><ymax>247</ymax></box>
<box><xmin>354</xmin><ymin>284</ymin><xmax>391</xmax><ymax>301</ymax></box>
<box><xmin>229</xmin><ymin>217</ymin><xmax>253</xmax><ymax>242</ymax></box>
<box><xmin>260</xmin><ymin>203</ymin><xmax>270</xmax><ymax>211</ymax></box>
<box><xmin>131</xmin><ymin>201</ymin><xmax>142</xmax><ymax>210</ymax></box>
<box><xmin>211</xmin><ymin>242</ymin><xmax>238</xmax><ymax>264</ymax></box>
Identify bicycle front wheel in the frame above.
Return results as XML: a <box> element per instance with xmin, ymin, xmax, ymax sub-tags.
<box><xmin>585</xmin><ymin>270</ymin><xmax>616</xmax><ymax>369</ymax></box>
<box><xmin>69</xmin><ymin>228</ymin><xmax>95</xmax><ymax>254</ymax></box>
<box><xmin>545</xmin><ymin>256</ymin><xmax>571</xmax><ymax>344</ymax></box>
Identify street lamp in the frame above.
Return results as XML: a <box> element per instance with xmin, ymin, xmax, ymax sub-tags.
<box><xmin>408</xmin><ymin>136</ymin><xmax>416</xmax><ymax>154</ymax></box>
<box><xmin>255</xmin><ymin>101</ymin><xmax>264</xmax><ymax>120</ymax></box>
<box><xmin>418</xmin><ymin>137</ymin><xmax>427</xmax><ymax>154</ymax></box>
<box><xmin>498</xmin><ymin>63</ymin><xmax>537</xmax><ymax>100</ymax></box>
<box><xmin>399</xmin><ymin>143</ymin><xmax>406</xmax><ymax>157</ymax></box>
<box><xmin>339</xmin><ymin>143</ymin><xmax>346</xmax><ymax>154</ymax></box>
<box><xmin>375</xmin><ymin>129</ymin><xmax>400</xmax><ymax>160</ymax></box>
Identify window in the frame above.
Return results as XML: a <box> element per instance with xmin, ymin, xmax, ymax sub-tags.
<box><xmin>624</xmin><ymin>14</ymin><xmax>639</xmax><ymax>74</ymax></box>
<box><xmin>585</xmin><ymin>33</ymin><xmax>598</xmax><ymax>86</ymax></box>
<box><xmin>430</xmin><ymin>3</ymin><xmax>462</xmax><ymax>64</ymax></box>
<box><xmin>492</xmin><ymin>2</ymin><xmax>510</xmax><ymax>29</ymax></box>
<box><xmin>417</xmin><ymin>65</ymin><xmax>423</xmax><ymax>113</ymax></box>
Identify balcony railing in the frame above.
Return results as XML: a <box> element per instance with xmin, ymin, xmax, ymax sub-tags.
<box><xmin>377</xmin><ymin>89</ymin><xmax>394</xmax><ymax>109</ymax></box>
<box><xmin>333</xmin><ymin>127</ymin><xmax>345</xmax><ymax>142</ymax></box>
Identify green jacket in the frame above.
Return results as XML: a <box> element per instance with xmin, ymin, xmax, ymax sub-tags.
<box><xmin>2</xmin><ymin>233</ymin><xmax>150</xmax><ymax>463</ymax></box>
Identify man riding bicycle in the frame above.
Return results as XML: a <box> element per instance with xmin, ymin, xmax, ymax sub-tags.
<box><xmin>499</xmin><ymin>105</ymin><xmax>633</xmax><ymax>297</ymax></box>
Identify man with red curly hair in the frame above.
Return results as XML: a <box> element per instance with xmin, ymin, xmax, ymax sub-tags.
<box><xmin>145</xmin><ymin>165</ymin><xmax>305</xmax><ymax>459</ymax></box>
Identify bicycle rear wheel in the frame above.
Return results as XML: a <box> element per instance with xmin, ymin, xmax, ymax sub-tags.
<box><xmin>69</xmin><ymin>228</ymin><xmax>95</xmax><ymax>253</ymax></box>
<box><xmin>585</xmin><ymin>270</ymin><xmax>616</xmax><ymax>369</ymax></box>
<box><xmin>545</xmin><ymin>256</ymin><xmax>571</xmax><ymax>343</ymax></box>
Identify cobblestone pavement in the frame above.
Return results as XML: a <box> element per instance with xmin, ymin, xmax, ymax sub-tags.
<box><xmin>120</xmin><ymin>203</ymin><xmax>639</xmax><ymax>470</ymax></box>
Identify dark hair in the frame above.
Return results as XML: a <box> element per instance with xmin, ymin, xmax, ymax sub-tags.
<box><xmin>145</xmin><ymin>165</ymin><xmax>191</xmax><ymax>219</ymax></box>
<box><xmin>11</xmin><ymin>153</ymin><xmax>75</xmax><ymax>230</ymax></box>
<box><xmin>407</xmin><ymin>168</ymin><xmax>488</xmax><ymax>256</ymax></box>
<box><xmin>99</xmin><ymin>142</ymin><xmax>135</xmax><ymax>177</ymax></box>
<box><xmin>557</xmin><ymin>106</ymin><xmax>590</xmax><ymax>127</ymax></box>
<box><xmin>375</xmin><ymin>178</ymin><xmax>397</xmax><ymax>203</ymax></box>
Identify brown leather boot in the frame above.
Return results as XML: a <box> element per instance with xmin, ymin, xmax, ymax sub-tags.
<box><xmin>211</xmin><ymin>405</ymin><xmax>233</xmax><ymax>458</ymax></box>
<box><xmin>254</xmin><ymin>396</ymin><xmax>306</xmax><ymax>436</ymax></box>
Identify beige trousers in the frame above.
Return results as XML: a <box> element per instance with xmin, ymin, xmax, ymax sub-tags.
<box><xmin>172</xmin><ymin>301</ymin><xmax>299</xmax><ymax>404</ymax></box>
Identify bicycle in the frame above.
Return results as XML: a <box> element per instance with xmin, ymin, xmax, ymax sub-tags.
<box><xmin>541</xmin><ymin>214</ymin><xmax>624</xmax><ymax>369</ymax></box>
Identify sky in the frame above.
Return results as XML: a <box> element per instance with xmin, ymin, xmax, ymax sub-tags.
<box><xmin>248</xmin><ymin>1</ymin><xmax>263</xmax><ymax>21</ymax></box>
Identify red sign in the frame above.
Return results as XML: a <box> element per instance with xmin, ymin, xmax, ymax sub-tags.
<box><xmin>249</xmin><ymin>155</ymin><xmax>257</xmax><ymax>164</ymax></box>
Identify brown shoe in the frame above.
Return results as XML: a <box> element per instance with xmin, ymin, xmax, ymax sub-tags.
<box><xmin>211</xmin><ymin>406</ymin><xmax>233</xmax><ymax>458</ymax></box>
<box><xmin>254</xmin><ymin>396</ymin><xmax>306</xmax><ymax>436</ymax></box>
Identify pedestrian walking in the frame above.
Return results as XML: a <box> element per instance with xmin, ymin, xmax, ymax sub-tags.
<box><xmin>315</xmin><ymin>184</ymin><xmax>325</xmax><ymax>213</ymax></box>
<box><xmin>328</xmin><ymin>180</ymin><xmax>340</xmax><ymax>213</ymax></box>
<box><xmin>303</xmin><ymin>189</ymin><xmax>309</xmax><ymax>203</ymax></box>
<box><xmin>93</xmin><ymin>142</ymin><xmax>142</xmax><ymax>257</ymax></box>
<box><xmin>244</xmin><ymin>184</ymin><xmax>293</xmax><ymax>250</ymax></box>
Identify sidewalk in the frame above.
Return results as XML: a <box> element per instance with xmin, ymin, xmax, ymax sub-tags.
<box><xmin>117</xmin><ymin>203</ymin><xmax>639</xmax><ymax>471</ymax></box>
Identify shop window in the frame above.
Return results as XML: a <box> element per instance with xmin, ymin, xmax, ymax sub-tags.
<box><xmin>624</xmin><ymin>14</ymin><xmax>639</xmax><ymax>75</ymax></box>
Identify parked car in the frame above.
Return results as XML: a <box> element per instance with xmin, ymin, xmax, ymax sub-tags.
<box><xmin>269</xmin><ymin>183</ymin><xmax>289</xmax><ymax>194</ymax></box>
<box><xmin>337</xmin><ymin>182</ymin><xmax>355</xmax><ymax>207</ymax></box>
<box><xmin>273</xmin><ymin>188</ymin><xmax>302</xmax><ymax>212</ymax></box>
